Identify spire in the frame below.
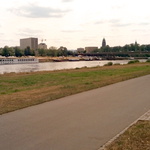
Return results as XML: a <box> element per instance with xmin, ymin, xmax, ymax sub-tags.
<box><xmin>102</xmin><ymin>38</ymin><xmax>106</xmax><ymax>48</ymax></box>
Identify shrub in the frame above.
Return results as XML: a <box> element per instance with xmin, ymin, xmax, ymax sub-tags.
<box><xmin>104</xmin><ymin>62</ymin><xmax>113</xmax><ymax>66</ymax></box>
<box><xmin>134</xmin><ymin>59</ymin><xmax>140</xmax><ymax>63</ymax></box>
<box><xmin>146</xmin><ymin>59</ymin><xmax>150</xmax><ymax>63</ymax></box>
<box><xmin>128</xmin><ymin>60</ymin><xmax>139</xmax><ymax>64</ymax></box>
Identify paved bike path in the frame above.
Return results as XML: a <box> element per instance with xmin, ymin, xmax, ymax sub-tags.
<box><xmin>0</xmin><ymin>75</ymin><xmax>150</xmax><ymax>150</ymax></box>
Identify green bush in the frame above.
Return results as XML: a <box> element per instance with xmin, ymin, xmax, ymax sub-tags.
<box><xmin>146</xmin><ymin>59</ymin><xmax>150</xmax><ymax>62</ymax></box>
<box><xmin>134</xmin><ymin>60</ymin><xmax>140</xmax><ymax>63</ymax></box>
<box><xmin>128</xmin><ymin>60</ymin><xmax>139</xmax><ymax>64</ymax></box>
<box><xmin>104</xmin><ymin>62</ymin><xmax>113</xmax><ymax>66</ymax></box>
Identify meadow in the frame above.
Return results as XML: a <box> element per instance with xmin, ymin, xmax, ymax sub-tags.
<box><xmin>0</xmin><ymin>62</ymin><xmax>150</xmax><ymax>115</ymax></box>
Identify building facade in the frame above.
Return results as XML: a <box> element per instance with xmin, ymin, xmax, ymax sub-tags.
<box><xmin>20</xmin><ymin>38</ymin><xmax>38</xmax><ymax>50</ymax></box>
<box><xmin>85</xmin><ymin>47</ymin><xmax>98</xmax><ymax>53</ymax></box>
<box><xmin>38</xmin><ymin>43</ymin><xmax>47</xmax><ymax>49</ymax></box>
<box><xmin>77</xmin><ymin>48</ymin><xmax>85</xmax><ymax>53</ymax></box>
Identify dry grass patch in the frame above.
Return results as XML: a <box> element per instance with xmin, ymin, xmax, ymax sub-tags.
<box><xmin>0</xmin><ymin>85</ymin><xmax>62</xmax><ymax>114</ymax></box>
<box><xmin>105</xmin><ymin>120</ymin><xmax>150</xmax><ymax>150</ymax></box>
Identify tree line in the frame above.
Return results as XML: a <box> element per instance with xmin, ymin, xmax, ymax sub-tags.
<box><xmin>0</xmin><ymin>46</ymin><xmax>74</xmax><ymax>57</ymax></box>
<box><xmin>92</xmin><ymin>43</ymin><xmax>150</xmax><ymax>57</ymax></box>
<box><xmin>0</xmin><ymin>43</ymin><xmax>150</xmax><ymax>57</ymax></box>
<box><xmin>96</xmin><ymin>43</ymin><xmax>150</xmax><ymax>53</ymax></box>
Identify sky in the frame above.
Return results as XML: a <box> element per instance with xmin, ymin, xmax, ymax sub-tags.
<box><xmin>0</xmin><ymin>0</ymin><xmax>150</xmax><ymax>50</ymax></box>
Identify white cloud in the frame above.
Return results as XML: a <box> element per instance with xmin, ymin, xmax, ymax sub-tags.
<box><xmin>62</xmin><ymin>0</ymin><xmax>73</xmax><ymax>2</ymax></box>
<box><xmin>20</xmin><ymin>28</ymin><xmax>43</xmax><ymax>33</ymax></box>
<box><xmin>132</xmin><ymin>29</ymin><xmax>148</xmax><ymax>33</ymax></box>
<box><xmin>61</xmin><ymin>30</ymin><xmax>82</xmax><ymax>33</ymax></box>
<box><xmin>138</xmin><ymin>22</ymin><xmax>150</xmax><ymax>26</ymax></box>
<box><xmin>112</xmin><ymin>23</ymin><xmax>133</xmax><ymax>27</ymax></box>
<box><xmin>95</xmin><ymin>19</ymin><xmax>120</xmax><ymax>25</ymax></box>
<box><xmin>0</xmin><ymin>33</ymin><xmax>4</xmax><ymax>36</ymax></box>
<box><xmin>17</xmin><ymin>28</ymin><xmax>43</xmax><ymax>37</ymax></box>
<box><xmin>61</xmin><ymin>25</ymin><xmax>83</xmax><ymax>33</ymax></box>
<box><xmin>94</xmin><ymin>19</ymin><xmax>132</xmax><ymax>27</ymax></box>
<box><xmin>9</xmin><ymin>3</ymin><xmax>71</xmax><ymax>18</ymax></box>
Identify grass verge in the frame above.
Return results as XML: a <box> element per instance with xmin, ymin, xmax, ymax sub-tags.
<box><xmin>105</xmin><ymin>120</ymin><xmax>150</xmax><ymax>150</ymax></box>
<box><xmin>0</xmin><ymin>63</ymin><xmax>150</xmax><ymax>115</ymax></box>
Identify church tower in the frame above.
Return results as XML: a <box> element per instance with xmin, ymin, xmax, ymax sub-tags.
<box><xmin>102</xmin><ymin>38</ymin><xmax>106</xmax><ymax>48</ymax></box>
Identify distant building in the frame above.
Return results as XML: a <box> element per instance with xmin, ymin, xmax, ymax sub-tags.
<box><xmin>20</xmin><ymin>38</ymin><xmax>38</xmax><ymax>50</ymax></box>
<box><xmin>85</xmin><ymin>47</ymin><xmax>98</xmax><ymax>53</ymax></box>
<box><xmin>102</xmin><ymin>38</ymin><xmax>106</xmax><ymax>48</ymax></box>
<box><xmin>38</xmin><ymin>43</ymin><xmax>47</xmax><ymax>49</ymax></box>
<box><xmin>77</xmin><ymin>48</ymin><xmax>84</xmax><ymax>53</ymax></box>
<box><xmin>135</xmin><ymin>41</ymin><xmax>138</xmax><ymax>46</ymax></box>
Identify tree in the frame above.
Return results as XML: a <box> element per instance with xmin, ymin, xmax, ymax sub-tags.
<box><xmin>122</xmin><ymin>45</ymin><xmax>130</xmax><ymax>52</ymax></box>
<box><xmin>24</xmin><ymin>46</ymin><xmax>31</xmax><ymax>56</ymax></box>
<box><xmin>145</xmin><ymin>45</ymin><xmax>150</xmax><ymax>52</ymax></box>
<box><xmin>14</xmin><ymin>47</ymin><xmax>23</xmax><ymax>57</ymax></box>
<box><xmin>112</xmin><ymin>46</ymin><xmax>122</xmax><ymax>52</ymax></box>
<box><xmin>0</xmin><ymin>48</ymin><xmax>3</xmax><ymax>55</ymax></box>
<box><xmin>2</xmin><ymin>46</ymin><xmax>10</xmax><ymax>57</ymax></box>
<box><xmin>57</xmin><ymin>46</ymin><xmax>68</xmax><ymax>56</ymax></box>
<box><xmin>101</xmin><ymin>45</ymin><xmax>111</xmax><ymax>52</ymax></box>
<box><xmin>46</xmin><ymin>49</ymin><xmax>57</xmax><ymax>57</ymax></box>
<box><xmin>49</xmin><ymin>46</ymin><xmax>57</xmax><ymax>50</ymax></box>
<box><xmin>38</xmin><ymin>49</ymin><xmax>46</xmax><ymax>56</ymax></box>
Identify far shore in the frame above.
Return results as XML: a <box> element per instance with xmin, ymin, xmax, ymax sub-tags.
<box><xmin>1</xmin><ymin>56</ymin><xmax>148</xmax><ymax>63</ymax></box>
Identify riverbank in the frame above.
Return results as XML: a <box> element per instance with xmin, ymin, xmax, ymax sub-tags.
<box><xmin>0</xmin><ymin>62</ymin><xmax>150</xmax><ymax>115</ymax></box>
<box><xmin>38</xmin><ymin>56</ymin><xmax>147</xmax><ymax>62</ymax></box>
<box><xmin>0</xmin><ymin>56</ymin><xmax>148</xmax><ymax>63</ymax></box>
<box><xmin>38</xmin><ymin>56</ymin><xmax>99</xmax><ymax>62</ymax></box>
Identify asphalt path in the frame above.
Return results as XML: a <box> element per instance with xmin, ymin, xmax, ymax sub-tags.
<box><xmin>0</xmin><ymin>75</ymin><xmax>150</xmax><ymax>150</ymax></box>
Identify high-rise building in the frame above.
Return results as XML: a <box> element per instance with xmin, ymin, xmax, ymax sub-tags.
<box><xmin>102</xmin><ymin>38</ymin><xmax>106</xmax><ymax>48</ymax></box>
<box><xmin>20</xmin><ymin>38</ymin><xmax>38</xmax><ymax>50</ymax></box>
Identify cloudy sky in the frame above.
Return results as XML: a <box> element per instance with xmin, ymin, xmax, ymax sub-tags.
<box><xmin>0</xmin><ymin>0</ymin><xmax>150</xmax><ymax>49</ymax></box>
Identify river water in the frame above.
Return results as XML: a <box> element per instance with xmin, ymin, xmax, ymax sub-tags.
<box><xmin>0</xmin><ymin>60</ymin><xmax>146</xmax><ymax>74</ymax></box>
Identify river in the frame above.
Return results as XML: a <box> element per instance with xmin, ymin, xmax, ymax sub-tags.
<box><xmin>0</xmin><ymin>60</ymin><xmax>146</xmax><ymax>74</ymax></box>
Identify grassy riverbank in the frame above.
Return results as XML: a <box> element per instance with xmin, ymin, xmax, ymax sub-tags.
<box><xmin>0</xmin><ymin>63</ymin><xmax>150</xmax><ymax>115</ymax></box>
<box><xmin>105</xmin><ymin>120</ymin><xmax>150</xmax><ymax>150</ymax></box>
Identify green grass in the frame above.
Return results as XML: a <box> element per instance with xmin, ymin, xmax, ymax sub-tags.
<box><xmin>0</xmin><ymin>63</ymin><xmax>150</xmax><ymax>114</ymax></box>
<box><xmin>0</xmin><ymin>64</ymin><xmax>149</xmax><ymax>95</ymax></box>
